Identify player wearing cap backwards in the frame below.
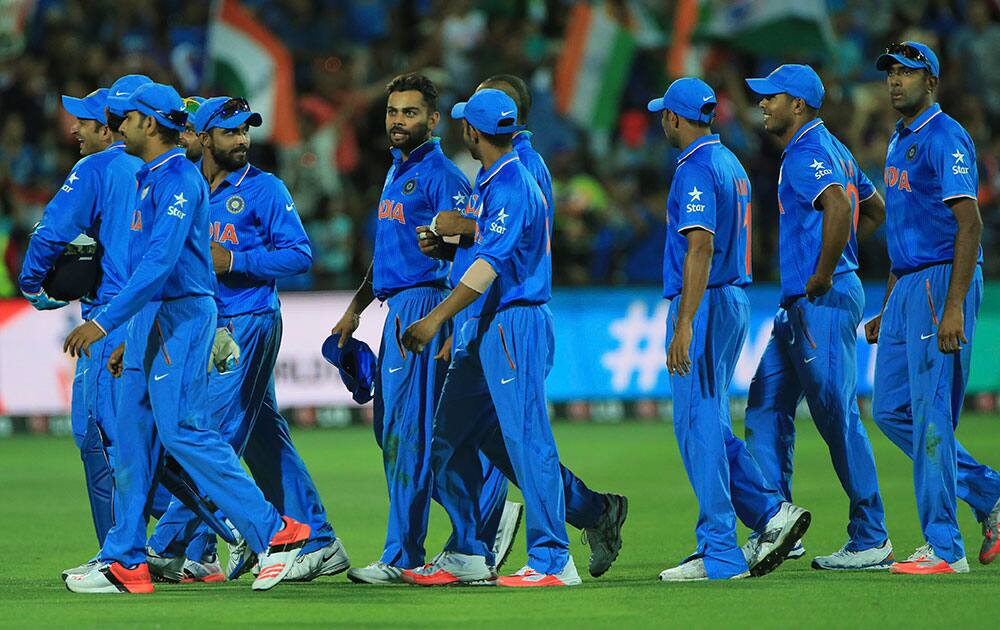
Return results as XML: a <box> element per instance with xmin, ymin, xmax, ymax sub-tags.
<box><xmin>415</xmin><ymin>74</ymin><xmax>627</xmax><ymax>580</ymax></box>
<box><xmin>62</xmin><ymin>82</ymin><xmax>310</xmax><ymax>594</ymax></box>
<box><xmin>401</xmin><ymin>88</ymin><xmax>579</xmax><ymax>587</ymax></box>
<box><xmin>144</xmin><ymin>95</ymin><xmax>348</xmax><ymax>584</ymax></box>
<box><xmin>743</xmin><ymin>65</ymin><xmax>892</xmax><ymax>571</ymax></box>
<box><xmin>867</xmin><ymin>41</ymin><xmax>1000</xmax><ymax>574</ymax></box>
<box><xmin>650</xmin><ymin>78</ymin><xmax>810</xmax><ymax>582</ymax></box>
<box><xmin>330</xmin><ymin>73</ymin><xmax>472</xmax><ymax>584</ymax></box>
<box><xmin>179</xmin><ymin>96</ymin><xmax>205</xmax><ymax>161</ymax></box>
<box><xmin>19</xmin><ymin>77</ymin><xmax>148</xmax><ymax>576</ymax></box>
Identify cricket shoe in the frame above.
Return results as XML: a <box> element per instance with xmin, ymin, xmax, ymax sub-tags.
<box><xmin>61</xmin><ymin>558</ymin><xmax>100</xmax><ymax>581</ymax></box>
<box><xmin>583</xmin><ymin>493</ymin><xmax>629</xmax><ymax>577</ymax></box>
<box><xmin>786</xmin><ymin>541</ymin><xmax>806</xmax><ymax>559</ymax></box>
<box><xmin>284</xmin><ymin>539</ymin><xmax>351</xmax><ymax>582</ymax></box>
<box><xmin>890</xmin><ymin>544</ymin><xmax>969</xmax><ymax>575</ymax></box>
<box><xmin>492</xmin><ymin>501</ymin><xmax>524</xmax><ymax>571</ymax></box>
<box><xmin>145</xmin><ymin>546</ymin><xmax>185</xmax><ymax>582</ymax></box>
<box><xmin>346</xmin><ymin>561</ymin><xmax>405</xmax><ymax>584</ymax></box>
<box><xmin>226</xmin><ymin>526</ymin><xmax>257</xmax><ymax>581</ymax></box>
<box><xmin>251</xmin><ymin>515</ymin><xmax>311</xmax><ymax>591</ymax></box>
<box><xmin>65</xmin><ymin>562</ymin><xmax>155</xmax><ymax>594</ymax></box>
<box><xmin>811</xmin><ymin>540</ymin><xmax>894</xmax><ymax>571</ymax></box>
<box><xmin>980</xmin><ymin>497</ymin><xmax>1000</xmax><ymax>564</ymax></box>
<box><xmin>498</xmin><ymin>556</ymin><xmax>581</xmax><ymax>587</ymax></box>
<box><xmin>742</xmin><ymin>535</ymin><xmax>804</xmax><ymax>564</ymax></box>
<box><xmin>659</xmin><ymin>556</ymin><xmax>749</xmax><ymax>582</ymax></box>
<box><xmin>180</xmin><ymin>555</ymin><xmax>225</xmax><ymax>583</ymax></box>
<box><xmin>746</xmin><ymin>502</ymin><xmax>811</xmax><ymax>577</ymax></box>
<box><xmin>402</xmin><ymin>551</ymin><xmax>496</xmax><ymax>586</ymax></box>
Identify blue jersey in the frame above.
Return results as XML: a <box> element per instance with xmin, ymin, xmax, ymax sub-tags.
<box><xmin>208</xmin><ymin>163</ymin><xmax>312</xmax><ymax>317</ymax></box>
<box><xmin>883</xmin><ymin>104</ymin><xmax>982</xmax><ymax>275</ymax></box>
<box><xmin>18</xmin><ymin>142</ymin><xmax>142</xmax><ymax>318</ymax></box>
<box><xmin>663</xmin><ymin>134</ymin><xmax>752</xmax><ymax>300</ymax></box>
<box><xmin>373</xmin><ymin>138</ymin><xmax>470</xmax><ymax>299</ymax></box>
<box><xmin>777</xmin><ymin>119</ymin><xmax>875</xmax><ymax>302</ymax></box>
<box><xmin>93</xmin><ymin>149</ymin><xmax>214</xmax><ymax>334</ymax></box>
<box><xmin>471</xmin><ymin>152</ymin><xmax>551</xmax><ymax>316</ymax></box>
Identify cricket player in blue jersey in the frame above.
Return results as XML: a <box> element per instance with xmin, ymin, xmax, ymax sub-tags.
<box><xmin>651</xmin><ymin>78</ymin><xmax>810</xmax><ymax>582</ymax></box>
<box><xmin>867</xmin><ymin>41</ymin><xmax>1000</xmax><ymax>574</ymax></box>
<box><xmin>145</xmin><ymin>95</ymin><xmax>348</xmax><ymax>584</ymax></box>
<box><xmin>19</xmin><ymin>77</ymin><xmax>147</xmax><ymax>575</ymax></box>
<box><xmin>61</xmin><ymin>82</ymin><xmax>310</xmax><ymax>594</ymax></box>
<box><xmin>400</xmin><ymin>88</ymin><xmax>579</xmax><ymax>587</ymax></box>
<box><xmin>179</xmin><ymin>95</ymin><xmax>205</xmax><ymax>161</ymax></box>
<box><xmin>744</xmin><ymin>65</ymin><xmax>893</xmax><ymax>570</ymax></box>
<box><xmin>416</xmin><ymin>75</ymin><xmax>627</xmax><ymax>580</ymax></box>
<box><xmin>330</xmin><ymin>74</ymin><xmax>471</xmax><ymax>584</ymax></box>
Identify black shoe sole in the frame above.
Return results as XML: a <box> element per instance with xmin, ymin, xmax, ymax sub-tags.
<box><xmin>750</xmin><ymin>510</ymin><xmax>811</xmax><ymax>578</ymax></box>
<box><xmin>590</xmin><ymin>494</ymin><xmax>629</xmax><ymax>578</ymax></box>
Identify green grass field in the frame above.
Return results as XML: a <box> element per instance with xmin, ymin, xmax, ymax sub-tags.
<box><xmin>2</xmin><ymin>414</ymin><xmax>1000</xmax><ymax>628</ymax></box>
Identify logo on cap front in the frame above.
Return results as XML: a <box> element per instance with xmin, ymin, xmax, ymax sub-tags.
<box><xmin>226</xmin><ymin>195</ymin><xmax>245</xmax><ymax>214</ymax></box>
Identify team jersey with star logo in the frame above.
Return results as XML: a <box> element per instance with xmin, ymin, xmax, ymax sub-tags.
<box><xmin>18</xmin><ymin>141</ymin><xmax>142</xmax><ymax>318</ymax></box>
<box><xmin>372</xmin><ymin>137</ymin><xmax>471</xmax><ymax>299</ymax></box>
<box><xmin>662</xmin><ymin>134</ymin><xmax>753</xmax><ymax>300</ymax></box>
<box><xmin>94</xmin><ymin>148</ymin><xmax>214</xmax><ymax>333</ymax></box>
<box><xmin>207</xmin><ymin>163</ymin><xmax>312</xmax><ymax>317</ymax></box>
<box><xmin>776</xmin><ymin>119</ymin><xmax>876</xmax><ymax>303</ymax></box>
<box><xmin>883</xmin><ymin>103</ymin><xmax>982</xmax><ymax>275</ymax></box>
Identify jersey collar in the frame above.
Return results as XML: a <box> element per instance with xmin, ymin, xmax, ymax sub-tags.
<box><xmin>477</xmin><ymin>150</ymin><xmax>520</xmax><ymax>189</ymax></box>
<box><xmin>512</xmin><ymin>130</ymin><xmax>533</xmax><ymax>147</ymax></box>
<box><xmin>782</xmin><ymin>118</ymin><xmax>825</xmax><ymax>158</ymax></box>
<box><xmin>138</xmin><ymin>147</ymin><xmax>186</xmax><ymax>178</ymax></box>
<box><xmin>896</xmin><ymin>103</ymin><xmax>942</xmax><ymax>136</ymax></box>
<box><xmin>223</xmin><ymin>163</ymin><xmax>254</xmax><ymax>188</ymax></box>
<box><xmin>390</xmin><ymin>136</ymin><xmax>440</xmax><ymax>164</ymax></box>
<box><xmin>677</xmin><ymin>134</ymin><xmax>721</xmax><ymax>165</ymax></box>
<box><xmin>107</xmin><ymin>141</ymin><xmax>126</xmax><ymax>151</ymax></box>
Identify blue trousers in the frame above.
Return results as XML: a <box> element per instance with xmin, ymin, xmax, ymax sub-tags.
<box><xmin>873</xmin><ymin>265</ymin><xmax>1000</xmax><ymax>562</ymax></box>
<box><xmin>745</xmin><ymin>272</ymin><xmax>888</xmax><ymax>551</ymax></box>
<box><xmin>100</xmin><ymin>297</ymin><xmax>283</xmax><ymax>567</ymax></box>
<box><xmin>147</xmin><ymin>310</ymin><xmax>335</xmax><ymax>559</ymax></box>
<box><xmin>668</xmin><ymin>286</ymin><xmax>784</xmax><ymax>579</ymax></box>
<box><xmin>432</xmin><ymin>305</ymin><xmax>570</xmax><ymax>574</ymax></box>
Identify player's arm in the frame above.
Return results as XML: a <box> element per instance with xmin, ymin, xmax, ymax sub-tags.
<box><xmin>667</xmin><ymin>228</ymin><xmax>712</xmax><ymax>377</ymax></box>
<box><xmin>222</xmin><ymin>179</ymin><xmax>312</xmax><ymax>280</ymax></box>
<box><xmin>865</xmin><ymin>272</ymin><xmax>897</xmax><ymax>344</ymax></box>
<box><xmin>807</xmin><ymin>184</ymin><xmax>853</xmax><ymax>300</ymax></box>
<box><xmin>402</xmin><ymin>258</ymin><xmax>494</xmax><ymax>352</ymax></box>
<box><xmin>331</xmin><ymin>261</ymin><xmax>375</xmax><ymax>348</ymax></box>
<box><xmin>856</xmin><ymin>190</ymin><xmax>885</xmax><ymax>242</ymax></box>
<box><xmin>938</xmin><ymin>197</ymin><xmax>981</xmax><ymax>353</ymax></box>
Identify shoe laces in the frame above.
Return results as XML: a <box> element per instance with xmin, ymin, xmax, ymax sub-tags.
<box><xmin>906</xmin><ymin>544</ymin><xmax>934</xmax><ymax>562</ymax></box>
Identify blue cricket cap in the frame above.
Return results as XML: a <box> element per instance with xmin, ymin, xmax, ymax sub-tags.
<box><xmin>62</xmin><ymin>88</ymin><xmax>109</xmax><ymax>124</ymax></box>
<box><xmin>322</xmin><ymin>334</ymin><xmax>376</xmax><ymax>405</ymax></box>
<box><xmin>105</xmin><ymin>74</ymin><xmax>153</xmax><ymax>116</ymax></box>
<box><xmin>647</xmin><ymin>77</ymin><xmax>717</xmax><ymax>124</ymax></box>
<box><xmin>451</xmin><ymin>88</ymin><xmax>525</xmax><ymax>135</ymax></box>
<box><xmin>125</xmin><ymin>82</ymin><xmax>188</xmax><ymax>131</ymax></box>
<box><xmin>192</xmin><ymin>96</ymin><xmax>263</xmax><ymax>133</ymax></box>
<box><xmin>746</xmin><ymin>64</ymin><xmax>825</xmax><ymax>109</ymax></box>
<box><xmin>876</xmin><ymin>41</ymin><xmax>940</xmax><ymax>78</ymax></box>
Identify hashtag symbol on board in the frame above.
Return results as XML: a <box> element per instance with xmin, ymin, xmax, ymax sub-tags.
<box><xmin>600</xmin><ymin>300</ymin><xmax>669</xmax><ymax>392</ymax></box>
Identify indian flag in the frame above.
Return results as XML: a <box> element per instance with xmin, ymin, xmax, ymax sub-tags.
<box><xmin>206</xmin><ymin>0</ymin><xmax>299</xmax><ymax>145</ymax></box>
<box><xmin>696</xmin><ymin>0</ymin><xmax>834</xmax><ymax>57</ymax></box>
<box><xmin>555</xmin><ymin>2</ymin><xmax>638</xmax><ymax>133</ymax></box>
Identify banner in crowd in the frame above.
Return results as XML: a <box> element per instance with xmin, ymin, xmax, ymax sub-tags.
<box><xmin>3</xmin><ymin>285</ymin><xmax>1000</xmax><ymax>415</ymax></box>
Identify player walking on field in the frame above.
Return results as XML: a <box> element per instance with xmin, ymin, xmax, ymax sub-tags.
<box><xmin>867</xmin><ymin>41</ymin><xmax>1000</xmax><ymax>574</ymax></box>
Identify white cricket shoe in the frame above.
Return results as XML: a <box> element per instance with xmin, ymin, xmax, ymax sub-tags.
<box><xmin>284</xmin><ymin>539</ymin><xmax>351</xmax><ymax>581</ymax></box>
<box><xmin>658</xmin><ymin>556</ymin><xmax>749</xmax><ymax>582</ymax></box>
<box><xmin>226</xmin><ymin>526</ymin><xmax>257</xmax><ymax>581</ymax></box>
<box><xmin>811</xmin><ymin>540</ymin><xmax>894</xmax><ymax>571</ymax></box>
<box><xmin>743</xmin><ymin>535</ymin><xmax>804</xmax><ymax>563</ymax></box>
<box><xmin>498</xmin><ymin>555</ymin><xmax>581</xmax><ymax>587</ymax></box>
<box><xmin>401</xmin><ymin>551</ymin><xmax>496</xmax><ymax>586</ymax></box>
<box><xmin>61</xmin><ymin>558</ymin><xmax>100</xmax><ymax>581</ymax></box>
<box><xmin>746</xmin><ymin>502</ymin><xmax>811</xmax><ymax>577</ymax></box>
<box><xmin>181</xmin><ymin>555</ymin><xmax>225</xmax><ymax>582</ymax></box>
<box><xmin>890</xmin><ymin>544</ymin><xmax>970</xmax><ymax>575</ymax></box>
<box><xmin>583</xmin><ymin>494</ymin><xmax>629</xmax><ymax>577</ymax></box>
<box><xmin>346</xmin><ymin>561</ymin><xmax>405</xmax><ymax>584</ymax></box>
<box><xmin>145</xmin><ymin>546</ymin><xmax>184</xmax><ymax>582</ymax></box>
<box><xmin>65</xmin><ymin>561</ymin><xmax>155</xmax><ymax>594</ymax></box>
<box><xmin>786</xmin><ymin>541</ymin><xmax>806</xmax><ymax>559</ymax></box>
<box><xmin>492</xmin><ymin>501</ymin><xmax>524</xmax><ymax>571</ymax></box>
<box><xmin>252</xmin><ymin>515</ymin><xmax>311</xmax><ymax>591</ymax></box>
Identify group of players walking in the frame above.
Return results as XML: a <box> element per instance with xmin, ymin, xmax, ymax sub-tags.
<box><xmin>17</xmin><ymin>39</ymin><xmax>999</xmax><ymax>593</ymax></box>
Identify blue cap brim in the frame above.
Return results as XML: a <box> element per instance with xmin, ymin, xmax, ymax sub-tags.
<box><xmin>745</xmin><ymin>77</ymin><xmax>783</xmax><ymax>96</ymax></box>
<box><xmin>450</xmin><ymin>102</ymin><xmax>467</xmax><ymax>119</ymax></box>
<box><xmin>210</xmin><ymin>111</ymin><xmax>263</xmax><ymax>130</ymax></box>
<box><xmin>647</xmin><ymin>97</ymin><xmax>666</xmax><ymax>113</ymax></box>
<box><xmin>61</xmin><ymin>96</ymin><xmax>105</xmax><ymax>124</ymax></box>
<box><xmin>321</xmin><ymin>334</ymin><xmax>376</xmax><ymax>405</ymax></box>
<box><xmin>875</xmin><ymin>53</ymin><xmax>927</xmax><ymax>72</ymax></box>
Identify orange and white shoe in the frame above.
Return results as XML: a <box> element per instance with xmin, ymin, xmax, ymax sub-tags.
<box><xmin>180</xmin><ymin>555</ymin><xmax>225</xmax><ymax>583</ymax></box>
<box><xmin>890</xmin><ymin>544</ymin><xmax>969</xmax><ymax>575</ymax></box>
<box><xmin>252</xmin><ymin>516</ymin><xmax>311</xmax><ymax>591</ymax></box>
<box><xmin>979</xmin><ymin>499</ymin><xmax>1000</xmax><ymax>565</ymax></box>
<box><xmin>498</xmin><ymin>556</ymin><xmax>581</xmax><ymax>587</ymax></box>
<box><xmin>401</xmin><ymin>551</ymin><xmax>496</xmax><ymax>586</ymax></box>
<box><xmin>65</xmin><ymin>561</ymin><xmax>155</xmax><ymax>594</ymax></box>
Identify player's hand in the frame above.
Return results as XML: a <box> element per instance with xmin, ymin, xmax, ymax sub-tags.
<box><xmin>416</xmin><ymin>225</ymin><xmax>445</xmax><ymax>258</ymax></box>
<box><xmin>430</xmin><ymin>211</ymin><xmax>465</xmax><ymax>237</ymax></box>
<box><xmin>434</xmin><ymin>334</ymin><xmax>453</xmax><ymax>362</ymax></box>
<box><xmin>210</xmin><ymin>241</ymin><xmax>233</xmax><ymax>275</ymax></box>
<box><xmin>209</xmin><ymin>327</ymin><xmax>241</xmax><ymax>373</ymax></box>
<box><xmin>864</xmin><ymin>314</ymin><xmax>882</xmax><ymax>345</ymax></box>
<box><xmin>402</xmin><ymin>315</ymin><xmax>442</xmax><ymax>354</ymax></box>
<box><xmin>331</xmin><ymin>310</ymin><xmax>361</xmax><ymax>348</ymax></box>
<box><xmin>64</xmin><ymin>320</ymin><xmax>107</xmax><ymax>358</ymax></box>
<box><xmin>937</xmin><ymin>305</ymin><xmax>966</xmax><ymax>354</ymax></box>
<box><xmin>666</xmin><ymin>319</ymin><xmax>693</xmax><ymax>377</ymax></box>
<box><xmin>805</xmin><ymin>273</ymin><xmax>833</xmax><ymax>301</ymax></box>
<box><xmin>21</xmin><ymin>287</ymin><xmax>69</xmax><ymax>311</ymax></box>
<box><xmin>108</xmin><ymin>342</ymin><xmax>125</xmax><ymax>378</ymax></box>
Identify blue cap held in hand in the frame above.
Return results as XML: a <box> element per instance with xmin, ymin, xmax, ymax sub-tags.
<box><xmin>322</xmin><ymin>334</ymin><xmax>376</xmax><ymax>405</ymax></box>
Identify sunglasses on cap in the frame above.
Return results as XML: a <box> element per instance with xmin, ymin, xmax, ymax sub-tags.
<box><xmin>134</xmin><ymin>96</ymin><xmax>188</xmax><ymax>128</ymax></box>
<box><xmin>885</xmin><ymin>43</ymin><xmax>931</xmax><ymax>67</ymax></box>
<box><xmin>204</xmin><ymin>97</ymin><xmax>251</xmax><ymax>129</ymax></box>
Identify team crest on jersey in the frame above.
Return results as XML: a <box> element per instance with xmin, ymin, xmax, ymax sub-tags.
<box><xmin>226</xmin><ymin>195</ymin><xmax>245</xmax><ymax>214</ymax></box>
<box><xmin>402</xmin><ymin>179</ymin><xmax>417</xmax><ymax>195</ymax></box>
<box><xmin>141</xmin><ymin>186</ymin><xmax>149</xmax><ymax>200</ymax></box>
<box><xmin>906</xmin><ymin>144</ymin><xmax>917</xmax><ymax>160</ymax></box>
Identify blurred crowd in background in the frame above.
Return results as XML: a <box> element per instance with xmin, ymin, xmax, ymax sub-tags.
<box><xmin>1</xmin><ymin>0</ymin><xmax>999</xmax><ymax>294</ymax></box>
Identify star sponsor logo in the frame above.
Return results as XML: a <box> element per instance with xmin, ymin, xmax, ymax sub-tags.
<box><xmin>167</xmin><ymin>191</ymin><xmax>189</xmax><ymax>220</ymax></box>
<box><xmin>61</xmin><ymin>171</ymin><xmax>80</xmax><ymax>193</ymax></box>
<box><xmin>952</xmin><ymin>148</ymin><xmax>970</xmax><ymax>175</ymax></box>
<box><xmin>490</xmin><ymin>207</ymin><xmax>508</xmax><ymax>234</ymax></box>
<box><xmin>172</xmin><ymin>192</ymin><xmax>188</xmax><ymax>207</ymax></box>
<box><xmin>810</xmin><ymin>158</ymin><xmax>833</xmax><ymax>179</ymax></box>
<box><xmin>453</xmin><ymin>191</ymin><xmax>467</xmax><ymax>208</ymax></box>
<box><xmin>685</xmin><ymin>186</ymin><xmax>705</xmax><ymax>213</ymax></box>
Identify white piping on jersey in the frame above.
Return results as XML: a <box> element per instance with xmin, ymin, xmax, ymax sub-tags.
<box><xmin>910</xmin><ymin>109</ymin><xmax>942</xmax><ymax>133</ymax></box>
<box><xmin>677</xmin><ymin>139</ymin><xmax>721</xmax><ymax>165</ymax></box>
<box><xmin>149</xmin><ymin>151</ymin><xmax>185</xmax><ymax>171</ymax></box>
<box><xmin>481</xmin><ymin>156</ymin><xmax>520</xmax><ymax>186</ymax></box>
<box><xmin>791</xmin><ymin>119</ymin><xmax>824</xmax><ymax>145</ymax></box>
<box><xmin>234</xmin><ymin>163</ymin><xmax>251</xmax><ymax>187</ymax></box>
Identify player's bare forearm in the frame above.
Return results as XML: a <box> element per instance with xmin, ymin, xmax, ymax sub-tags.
<box><xmin>427</xmin><ymin>282</ymin><xmax>482</xmax><ymax>327</ymax></box>
<box><xmin>348</xmin><ymin>261</ymin><xmax>376</xmax><ymax>314</ymax></box>
<box><xmin>431</xmin><ymin>212</ymin><xmax>476</xmax><ymax>238</ymax></box>
<box><xmin>864</xmin><ymin>272</ymin><xmax>896</xmax><ymax>344</ymax></box>
<box><xmin>675</xmin><ymin>230</ymin><xmax>713</xmax><ymax>326</ymax></box>
<box><xmin>856</xmin><ymin>192</ymin><xmax>885</xmax><ymax>242</ymax></box>
<box><xmin>944</xmin><ymin>197</ymin><xmax>982</xmax><ymax>312</ymax></box>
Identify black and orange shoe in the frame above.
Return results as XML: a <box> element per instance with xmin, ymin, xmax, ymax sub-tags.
<box><xmin>252</xmin><ymin>516</ymin><xmax>311</xmax><ymax>591</ymax></box>
<box><xmin>65</xmin><ymin>561</ymin><xmax>155</xmax><ymax>594</ymax></box>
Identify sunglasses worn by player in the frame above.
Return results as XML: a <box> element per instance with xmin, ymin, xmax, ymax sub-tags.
<box><xmin>204</xmin><ymin>97</ymin><xmax>251</xmax><ymax>129</ymax></box>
